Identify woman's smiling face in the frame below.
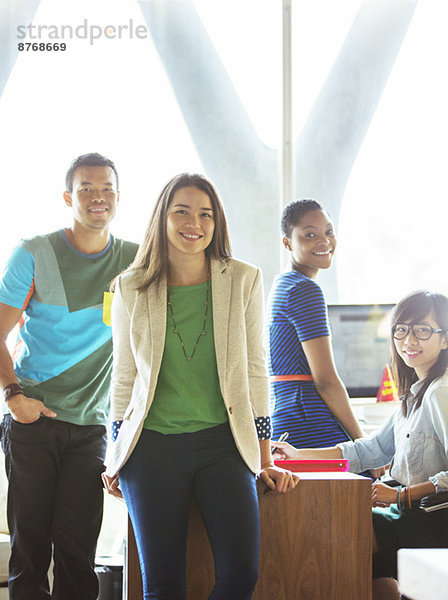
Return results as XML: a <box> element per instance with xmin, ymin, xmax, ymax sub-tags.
<box><xmin>283</xmin><ymin>209</ymin><xmax>336</xmax><ymax>278</ymax></box>
<box><xmin>393</xmin><ymin>311</ymin><xmax>448</xmax><ymax>379</ymax></box>
<box><xmin>166</xmin><ymin>186</ymin><xmax>215</xmax><ymax>261</ymax></box>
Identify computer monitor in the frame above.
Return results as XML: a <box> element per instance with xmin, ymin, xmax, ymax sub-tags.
<box><xmin>327</xmin><ymin>304</ymin><xmax>395</xmax><ymax>398</ymax></box>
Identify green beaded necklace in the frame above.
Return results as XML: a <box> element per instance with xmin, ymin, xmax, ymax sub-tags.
<box><xmin>167</xmin><ymin>277</ymin><xmax>210</xmax><ymax>361</ymax></box>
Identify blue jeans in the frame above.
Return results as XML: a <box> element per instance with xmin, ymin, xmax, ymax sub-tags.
<box><xmin>120</xmin><ymin>423</ymin><xmax>260</xmax><ymax>600</ymax></box>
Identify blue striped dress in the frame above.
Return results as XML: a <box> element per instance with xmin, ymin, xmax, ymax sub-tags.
<box><xmin>266</xmin><ymin>270</ymin><xmax>350</xmax><ymax>448</ymax></box>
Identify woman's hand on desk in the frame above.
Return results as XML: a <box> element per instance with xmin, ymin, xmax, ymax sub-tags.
<box><xmin>102</xmin><ymin>472</ymin><xmax>123</xmax><ymax>500</ymax></box>
<box><xmin>270</xmin><ymin>440</ymin><xmax>344</xmax><ymax>462</ymax></box>
<box><xmin>371</xmin><ymin>481</ymin><xmax>398</xmax><ymax>507</ymax></box>
<box><xmin>270</xmin><ymin>440</ymin><xmax>300</xmax><ymax>461</ymax></box>
<box><xmin>259</xmin><ymin>465</ymin><xmax>300</xmax><ymax>494</ymax></box>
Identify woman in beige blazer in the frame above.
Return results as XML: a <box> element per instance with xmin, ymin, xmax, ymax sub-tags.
<box><xmin>103</xmin><ymin>173</ymin><xmax>298</xmax><ymax>599</ymax></box>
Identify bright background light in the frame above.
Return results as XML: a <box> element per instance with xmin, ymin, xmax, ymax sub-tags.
<box><xmin>338</xmin><ymin>0</ymin><xmax>448</xmax><ymax>302</ymax></box>
<box><xmin>0</xmin><ymin>0</ymin><xmax>447</xmax><ymax>305</ymax></box>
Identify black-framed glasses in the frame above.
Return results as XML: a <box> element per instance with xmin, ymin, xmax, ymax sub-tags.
<box><xmin>392</xmin><ymin>323</ymin><xmax>444</xmax><ymax>341</ymax></box>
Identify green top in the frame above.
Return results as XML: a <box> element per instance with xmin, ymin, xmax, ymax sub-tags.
<box><xmin>143</xmin><ymin>281</ymin><xmax>228</xmax><ymax>434</ymax></box>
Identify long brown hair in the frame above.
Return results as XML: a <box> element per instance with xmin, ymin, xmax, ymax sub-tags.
<box><xmin>127</xmin><ymin>173</ymin><xmax>232</xmax><ymax>291</ymax></box>
<box><xmin>390</xmin><ymin>290</ymin><xmax>448</xmax><ymax>414</ymax></box>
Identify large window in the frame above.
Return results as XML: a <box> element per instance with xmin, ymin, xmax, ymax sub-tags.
<box><xmin>337</xmin><ymin>0</ymin><xmax>448</xmax><ymax>303</ymax></box>
<box><xmin>0</xmin><ymin>0</ymin><xmax>446</xmax><ymax>304</ymax></box>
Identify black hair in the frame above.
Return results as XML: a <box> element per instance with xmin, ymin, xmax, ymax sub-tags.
<box><xmin>65</xmin><ymin>153</ymin><xmax>119</xmax><ymax>192</ymax></box>
<box><xmin>281</xmin><ymin>199</ymin><xmax>324</xmax><ymax>238</ymax></box>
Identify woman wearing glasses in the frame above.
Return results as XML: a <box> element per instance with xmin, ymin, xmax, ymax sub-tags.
<box><xmin>102</xmin><ymin>173</ymin><xmax>298</xmax><ymax>600</ymax></box>
<box><xmin>271</xmin><ymin>289</ymin><xmax>448</xmax><ymax>600</ymax></box>
<box><xmin>267</xmin><ymin>199</ymin><xmax>364</xmax><ymax>449</ymax></box>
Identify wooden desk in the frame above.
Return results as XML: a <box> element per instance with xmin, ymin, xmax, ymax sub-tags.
<box><xmin>126</xmin><ymin>472</ymin><xmax>372</xmax><ymax>600</ymax></box>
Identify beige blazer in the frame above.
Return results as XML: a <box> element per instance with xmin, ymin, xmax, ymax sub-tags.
<box><xmin>104</xmin><ymin>257</ymin><xmax>270</xmax><ymax>477</ymax></box>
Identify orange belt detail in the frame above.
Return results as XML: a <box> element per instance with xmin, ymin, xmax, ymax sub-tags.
<box><xmin>270</xmin><ymin>374</ymin><xmax>313</xmax><ymax>382</ymax></box>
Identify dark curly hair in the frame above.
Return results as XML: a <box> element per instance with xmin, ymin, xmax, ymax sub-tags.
<box><xmin>281</xmin><ymin>199</ymin><xmax>324</xmax><ymax>238</ymax></box>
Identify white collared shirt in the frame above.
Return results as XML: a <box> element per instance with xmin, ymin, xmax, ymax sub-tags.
<box><xmin>338</xmin><ymin>369</ymin><xmax>448</xmax><ymax>491</ymax></box>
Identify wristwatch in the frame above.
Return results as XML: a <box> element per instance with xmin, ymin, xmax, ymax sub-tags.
<box><xmin>3</xmin><ymin>383</ymin><xmax>24</xmax><ymax>401</ymax></box>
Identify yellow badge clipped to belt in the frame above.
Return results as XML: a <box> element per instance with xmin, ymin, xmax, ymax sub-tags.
<box><xmin>103</xmin><ymin>291</ymin><xmax>113</xmax><ymax>326</ymax></box>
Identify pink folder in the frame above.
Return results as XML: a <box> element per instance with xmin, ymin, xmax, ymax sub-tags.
<box><xmin>274</xmin><ymin>459</ymin><xmax>349</xmax><ymax>472</ymax></box>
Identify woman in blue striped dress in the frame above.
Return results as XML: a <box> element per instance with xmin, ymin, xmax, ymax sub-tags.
<box><xmin>267</xmin><ymin>199</ymin><xmax>364</xmax><ymax>448</ymax></box>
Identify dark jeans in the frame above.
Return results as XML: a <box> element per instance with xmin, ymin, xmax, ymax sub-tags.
<box><xmin>0</xmin><ymin>415</ymin><xmax>107</xmax><ymax>600</ymax></box>
<box><xmin>120</xmin><ymin>423</ymin><xmax>260</xmax><ymax>600</ymax></box>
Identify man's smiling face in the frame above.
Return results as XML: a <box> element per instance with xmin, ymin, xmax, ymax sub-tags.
<box><xmin>64</xmin><ymin>165</ymin><xmax>119</xmax><ymax>231</ymax></box>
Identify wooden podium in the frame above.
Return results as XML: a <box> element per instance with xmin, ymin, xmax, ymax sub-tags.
<box><xmin>125</xmin><ymin>472</ymin><xmax>372</xmax><ymax>600</ymax></box>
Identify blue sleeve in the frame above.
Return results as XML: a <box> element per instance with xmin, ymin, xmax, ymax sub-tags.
<box><xmin>337</xmin><ymin>412</ymin><xmax>396</xmax><ymax>473</ymax></box>
<box><xmin>0</xmin><ymin>245</ymin><xmax>35</xmax><ymax>310</ymax></box>
<box><xmin>286</xmin><ymin>278</ymin><xmax>330</xmax><ymax>342</ymax></box>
